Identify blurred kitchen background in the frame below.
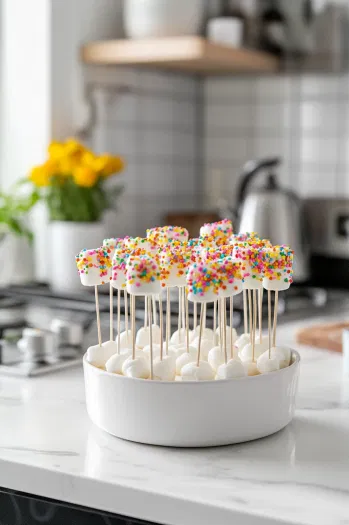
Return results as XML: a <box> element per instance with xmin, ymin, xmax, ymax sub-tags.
<box><xmin>1</xmin><ymin>0</ymin><xmax>349</xmax><ymax>375</ymax></box>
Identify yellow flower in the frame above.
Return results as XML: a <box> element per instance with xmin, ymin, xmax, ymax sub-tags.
<box><xmin>48</xmin><ymin>142</ymin><xmax>66</xmax><ymax>161</ymax></box>
<box><xmin>58</xmin><ymin>156</ymin><xmax>80</xmax><ymax>176</ymax></box>
<box><xmin>73</xmin><ymin>166</ymin><xmax>98</xmax><ymax>188</ymax></box>
<box><xmin>64</xmin><ymin>138</ymin><xmax>86</xmax><ymax>158</ymax></box>
<box><xmin>96</xmin><ymin>154</ymin><xmax>125</xmax><ymax>177</ymax></box>
<box><xmin>81</xmin><ymin>150</ymin><xmax>98</xmax><ymax>169</ymax></box>
<box><xmin>29</xmin><ymin>160</ymin><xmax>57</xmax><ymax>187</ymax></box>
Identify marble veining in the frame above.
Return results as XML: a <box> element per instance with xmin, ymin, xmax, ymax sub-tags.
<box><xmin>0</xmin><ymin>314</ymin><xmax>349</xmax><ymax>525</ymax></box>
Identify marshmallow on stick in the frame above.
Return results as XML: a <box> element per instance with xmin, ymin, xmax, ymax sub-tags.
<box><xmin>233</xmin><ymin>240</ymin><xmax>270</xmax><ymax>290</ymax></box>
<box><xmin>147</xmin><ymin>226</ymin><xmax>189</xmax><ymax>246</ymax></box>
<box><xmin>200</xmin><ymin>219</ymin><xmax>233</xmax><ymax>246</ymax></box>
<box><xmin>159</xmin><ymin>243</ymin><xmax>191</xmax><ymax>288</ymax></box>
<box><xmin>263</xmin><ymin>245</ymin><xmax>294</xmax><ymax>291</ymax></box>
<box><xmin>76</xmin><ymin>247</ymin><xmax>112</xmax><ymax>286</ymax></box>
<box><xmin>76</xmin><ymin>247</ymin><xmax>112</xmax><ymax>364</ymax></box>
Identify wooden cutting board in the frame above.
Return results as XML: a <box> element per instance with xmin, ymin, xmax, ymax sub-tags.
<box><xmin>296</xmin><ymin>322</ymin><xmax>349</xmax><ymax>353</ymax></box>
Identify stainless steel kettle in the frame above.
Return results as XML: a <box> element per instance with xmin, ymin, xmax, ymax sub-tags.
<box><xmin>234</xmin><ymin>157</ymin><xmax>309</xmax><ymax>283</ymax></box>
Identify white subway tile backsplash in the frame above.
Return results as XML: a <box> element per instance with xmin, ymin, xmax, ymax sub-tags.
<box><xmin>300</xmin><ymin>101</ymin><xmax>340</xmax><ymax>133</ymax></box>
<box><xmin>255</xmin><ymin>75</ymin><xmax>294</xmax><ymax>101</ymax></box>
<box><xmin>140</xmin><ymin>96</ymin><xmax>174</xmax><ymax>125</ymax></box>
<box><xmin>141</xmin><ymin>130</ymin><xmax>173</xmax><ymax>158</ymax></box>
<box><xmin>205</xmin><ymin>78</ymin><xmax>255</xmax><ymax>102</ymax></box>
<box><xmin>204</xmin><ymin>72</ymin><xmax>347</xmax><ymax>201</ymax></box>
<box><xmin>300</xmin><ymin>137</ymin><xmax>339</xmax><ymax>165</ymax></box>
<box><xmin>206</xmin><ymin>104</ymin><xmax>252</xmax><ymax>130</ymax></box>
<box><xmin>254</xmin><ymin>102</ymin><xmax>292</xmax><ymax>130</ymax></box>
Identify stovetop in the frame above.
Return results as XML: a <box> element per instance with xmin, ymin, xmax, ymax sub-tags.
<box><xmin>0</xmin><ymin>283</ymin><xmax>345</xmax><ymax>377</ymax></box>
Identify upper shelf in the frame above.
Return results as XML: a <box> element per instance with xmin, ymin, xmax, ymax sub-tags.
<box><xmin>81</xmin><ymin>36</ymin><xmax>280</xmax><ymax>75</ymax></box>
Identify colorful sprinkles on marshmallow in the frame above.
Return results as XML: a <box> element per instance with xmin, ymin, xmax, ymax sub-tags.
<box><xmin>263</xmin><ymin>245</ymin><xmax>294</xmax><ymax>283</ymax></box>
<box><xmin>200</xmin><ymin>219</ymin><xmax>233</xmax><ymax>246</ymax></box>
<box><xmin>76</xmin><ymin>247</ymin><xmax>112</xmax><ymax>279</ymax></box>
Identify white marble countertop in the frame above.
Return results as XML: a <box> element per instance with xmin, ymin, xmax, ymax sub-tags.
<box><xmin>1</xmin><ymin>313</ymin><xmax>349</xmax><ymax>525</ymax></box>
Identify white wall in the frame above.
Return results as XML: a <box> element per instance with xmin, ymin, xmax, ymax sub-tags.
<box><xmin>0</xmin><ymin>0</ymin><xmax>51</xmax><ymax>189</ymax></box>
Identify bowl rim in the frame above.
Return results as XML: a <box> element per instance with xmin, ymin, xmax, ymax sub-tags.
<box><xmin>83</xmin><ymin>349</ymin><xmax>300</xmax><ymax>386</ymax></box>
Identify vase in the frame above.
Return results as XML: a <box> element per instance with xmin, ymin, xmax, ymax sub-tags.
<box><xmin>49</xmin><ymin>221</ymin><xmax>106</xmax><ymax>294</ymax></box>
<box><xmin>0</xmin><ymin>233</ymin><xmax>34</xmax><ymax>286</ymax></box>
<box><xmin>124</xmin><ymin>0</ymin><xmax>205</xmax><ymax>39</ymax></box>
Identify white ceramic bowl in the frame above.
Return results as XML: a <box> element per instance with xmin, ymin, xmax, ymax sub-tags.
<box><xmin>83</xmin><ymin>351</ymin><xmax>300</xmax><ymax>447</ymax></box>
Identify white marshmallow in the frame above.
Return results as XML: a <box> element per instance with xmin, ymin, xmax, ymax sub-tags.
<box><xmin>175</xmin><ymin>348</ymin><xmax>198</xmax><ymax>374</ymax></box>
<box><xmin>239</xmin><ymin>342</ymin><xmax>265</xmax><ymax>362</ymax></box>
<box><xmin>87</xmin><ymin>341</ymin><xmax>117</xmax><ymax>368</ymax></box>
<box><xmin>270</xmin><ymin>346</ymin><xmax>291</xmax><ymax>368</ymax></box>
<box><xmin>122</xmin><ymin>356</ymin><xmax>150</xmax><ymax>379</ymax></box>
<box><xmin>187</xmin><ymin>262</ymin><xmax>220</xmax><ymax>303</ymax></box>
<box><xmin>116</xmin><ymin>330</ymin><xmax>133</xmax><ymax>350</ymax></box>
<box><xmin>263</xmin><ymin>278</ymin><xmax>290</xmax><ymax>291</ymax></box>
<box><xmin>170</xmin><ymin>328</ymin><xmax>189</xmax><ymax>345</ymax></box>
<box><xmin>136</xmin><ymin>325</ymin><xmax>161</xmax><ymax>348</ymax></box>
<box><xmin>76</xmin><ymin>247</ymin><xmax>111</xmax><ymax>287</ymax></box>
<box><xmin>208</xmin><ymin>346</ymin><xmax>224</xmax><ymax>372</ymax></box>
<box><xmin>244</xmin><ymin>361</ymin><xmax>260</xmax><ymax>376</ymax></box>
<box><xmin>126</xmin><ymin>256</ymin><xmax>161</xmax><ymax>296</ymax></box>
<box><xmin>153</xmin><ymin>356</ymin><xmax>176</xmax><ymax>381</ymax></box>
<box><xmin>193</xmin><ymin>326</ymin><xmax>215</xmax><ymax>342</ymax></box>
<box><xmin>216</xmin><ymin>359</ymin><xmax>246</xmax><ymax>379</ymax></box>
<box><xmin>235</xmin><ymin>333</ymin><xmax>251</xmax><ymax>350</ymax></box>
<box><xmin>105</xmin><ymin>348</ymin><xmax>132</xmax><ymax>374</ymax></box>
<box><xmin>257</xmin><ymin>351</ymin><xmax>280</xmax><ymax>374</ymax></box>
<box><xmin>169</xmin><ymin>343</ymin><xmax>193</xmax><ymax>359</ymax></box>
<box><xmin>191</xmin><ymin>337</ymin><xmax>213</xmax><ymax>360</ymax></box>
<box><xmin>215</xmin><ymin>326</ymin><xmax>237</xmax><ymax>346</ymax></box>
<box><xmin>142</xmin><ymin>343</ymin><xmax>162</xmax><ymax>359</ymax></box>
<box><xmin>181</xmin><ymin>361</ymin><xmax>215</xmax><ymax>381</ymax></box>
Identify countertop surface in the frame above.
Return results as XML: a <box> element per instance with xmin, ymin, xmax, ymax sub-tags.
<box><xmin>1</xmin><ymin>313</ymin><xmax>349</xmax><ymax>525</ymax></box>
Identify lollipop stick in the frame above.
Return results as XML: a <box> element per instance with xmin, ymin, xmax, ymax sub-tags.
<box><xmin>272</xmin><ymin>290</ymin><xmax>279</xmax><ymax>348</ymax></box>
<box><xmin>144</xmin><ymin>297</ymin><xmax>148</xmax><ymax>329</ymax></box>
<box><xmin>132</xmin><ymin>295</ymin><xmax>136</xmax><ymax>360</ymax></box>
<box><xmin>124</xmin><ymin>290</ymin><xmax>129</xmax><ymax>335</ymax></box>
<box><xmin>252</xmin><ymin>289</ymin><xmax>257</xmax><ymax>362</ymax></box>
<box><xmin>268</xmin><ymin>290</ymin><xmax>272</xmax><ymax>359</ymax></box>
<box><xmin>213</xmin><ymin>300</ymin><xmax>217</xmax><ymax>345</ymax></box>
<box><xmin>193</xmin><ymin>302</ymin><xmax>197</xmax><ymax>331</ymax></box>
<box><xmin>243</xmin><ymin>289</ymin><xmax>248</xmax><ymax>334</ymax></box>
<box><xmin>230</xmin><ymin>296</ymin><xmax>233</xmax><ymax>360</ymax></box>
<box><xmin>178</xmin><ymin>287</ymin><xmax>182</xmax><ymax>343</ymax></box>
<box><xmin>152</xmin><ymin>295</ymin><xmax>157</xmax><ymax>326</ymax></box>
<box><xmin>185</xmin><ymin>289</ymin><xmax>190</xmax><ymax>353</ymax></box>
<box><xmin>109</xmin><ymin>282</ymin><xmax>113</xmax><ymax>342</ymax></box>
<box><xmin>181</xmin><ymin>288</ymin><xmax>186</xmax><ymax>337</ymax></box>
<box><xmin>148</xmin><ymin>295</ymin><xmax>153</xmax><ymax>379</ymax></box>
<box><xmin>95</xmin><ymin>285</ymin><xmax>102</xmax><ymax>347</ymax></box>
<box><xmin>259</xmin><ymin>288</ymin><xmax>263</xmax><ymax>344</ymax></box>
<box><xmin>166</xmin><ymin>288</ymin><xmax>170</xmax><ymax>355</ymax></box>
<box><xmin>218</xmin><ymin>299</ymin><xmax>222</xmax><ymax>351</ymax></box>
<box><xmin>159</xmin><ymin>295</ymin><xmax>163</xmax><ymax>361</ymax></box>
<box><xmin>196</xmin><ymin>303</ymin><xmax>205</xmax><ymax>367</ymax></box>
<box><xmin>117</xmin><ymin>289</ymin><xmax>121</xmax><ymax>354</ymax></box>
<box><xmin>248</xmin><ymin>289</ymin><xmax>252</xmax><ymax>343</ymax></box>
<box><xmin>223</xmin><ymin>298</ymin><xmax>227</xmax><ymax>364</ymax></box>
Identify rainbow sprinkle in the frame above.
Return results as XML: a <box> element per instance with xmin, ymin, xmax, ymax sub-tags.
<box><xmin>75</xmin><ymin>247</ymin><xmax>112</xmax><ymax>282</ymax></box>
<box><xmin>263</xmin><ymin>245</ymin><xmax>294</xmax><ymax>283</ymax></box>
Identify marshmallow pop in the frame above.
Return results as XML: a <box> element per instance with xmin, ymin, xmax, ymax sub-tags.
<box><xmin>111</xmin><ymin>240</ymin><xmax>133</xmax><ymax>352</ymax></box>
<box><xmin>103</xmin><ymin>238</ymin><xmax>127</xmax><ymax>356</ymax></box>
<box><xmin>183</xmin><ymin>262</ymin><xmax>220</xmax><ymax>380</ymax></box>
<box><xmin>258</xmin><ymin>245</ymin><xmax>294</xmax><ymax>374</ymax></box>
<box><xmin>200</xmin><ymin>219</ymin><xmax>233</xmax><ymax>246</ymax></box>
<box><xmin>160</xmin><ymin>243</ymin><xmax>191</xmax><ymax>349</ymax></box>
<box><xmin>76</xmin><ymin>247</ymin><xmax>112</xmax><ymax>366</ymax></box>
<box><xmin>126</xmin><ymin>255</ymin><xmax>162</xmax><ymax>379</ymax></box>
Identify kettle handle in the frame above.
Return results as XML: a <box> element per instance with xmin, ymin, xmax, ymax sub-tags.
<box><xmin>237</xmin><ymin>157</ymin><xmax>281</xmax><ymax>208</ymax></box>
